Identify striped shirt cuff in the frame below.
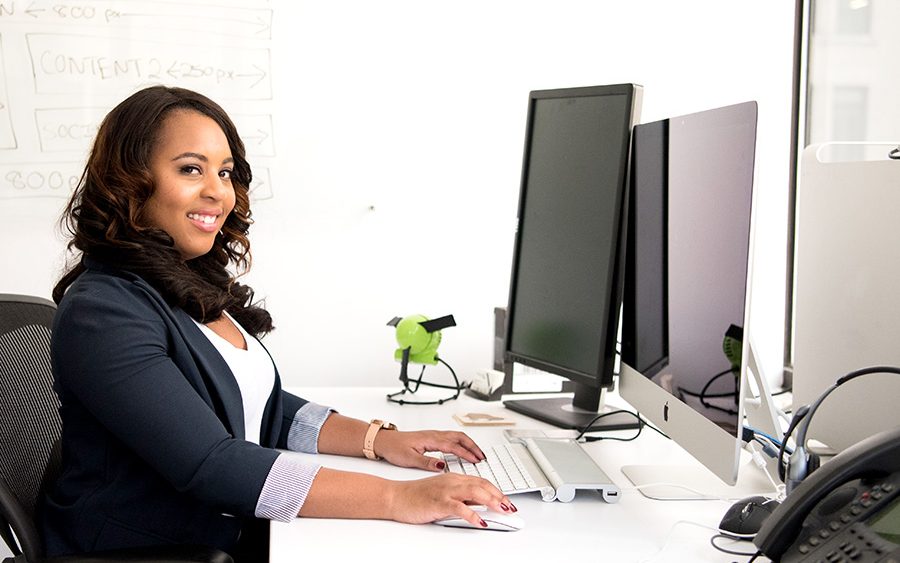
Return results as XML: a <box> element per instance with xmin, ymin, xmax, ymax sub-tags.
<box><xmin>287</xmin><ymin>402</ymin><xmax>334</xmax><ymax>453</ymax></box>
<box><xmin>255</xmin><ymin>453</ymin><xmax>321</xmax><ymax>522</ymax></box>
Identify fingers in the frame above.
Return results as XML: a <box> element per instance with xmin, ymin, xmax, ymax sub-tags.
<box><xmin>419</xmin><ymin>454</ymin><xmax>448</xmax><ymax>473</ymax></box>
<box><xmin>425</xmin><ymin>431</ymin><xmax>485</xmax><ymax>463</ymax></box>
<box><xmin>389</xmin><ymin>473</ymin><xmax>518</xmax><ymax>525</ymax></box>
<box><xmin>460</xmin><ymin>477</ymin><xmax>515</xmax><ymax>514</ymax></box>
<box><xmin>439</xmin><ymin>476</ymin><xmax>517</xmax><ymax>527</ymax></box>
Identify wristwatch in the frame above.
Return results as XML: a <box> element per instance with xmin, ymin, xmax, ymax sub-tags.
<box><xmin>363</xmin><ymin>419</ymin><xmax>397</xmax><ymax>460</ymax></box>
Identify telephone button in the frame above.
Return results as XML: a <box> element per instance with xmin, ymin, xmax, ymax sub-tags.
<box><xmin>819</xmin><ymin>529</ymin><xmax>831</xmax><ymax>539</ymax></box>
<box><xmin>841</xmin><ymin>544</ymin><xmax>862</xmax><ymax>560</ymax></box>
<box><xmin>840</xmin><ymin>514</ymin><xmax>853</xmax><ymax>523</ymax></box>
<box><xmin>829</xmin><ymin>521</ymin><xmax>842</xmax><ymax>531</ymax></box>
<box><xmin>810</xmin><ymin>537</ymin><xmax>822</xmax><ymax>546</ymax></box>
<box><xmin>799</xmin><ymin>544</ymin><xmax>811</xmax><ymax>554</ymax></box>
<box><xmin>882</xmin><ymin>483</ymin><xmax>894</xmax><ymax>492</ymax></box>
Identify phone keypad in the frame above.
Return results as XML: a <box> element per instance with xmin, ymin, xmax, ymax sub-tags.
<box><xmin>787</xmin><ymin>475</ymin><xmax>900</xmax><ymax>562</ymax></box>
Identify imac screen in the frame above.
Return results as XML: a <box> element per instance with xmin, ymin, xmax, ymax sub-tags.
<box><xmin>622</xmin><ymin>101</ymin><xmax>758</xmax><ymax>436</ymax></box>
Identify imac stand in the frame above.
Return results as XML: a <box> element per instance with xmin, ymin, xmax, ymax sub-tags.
<box><xmin>621</xmin><ymin>339</ymin><xmax>785</xmax><ymax>500</ymax></box>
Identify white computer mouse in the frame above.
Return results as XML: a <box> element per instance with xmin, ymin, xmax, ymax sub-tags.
<box><xmin>434</xmin><ymin>506</ymin><xmax>525</xmax><ymax>532</ymax></box>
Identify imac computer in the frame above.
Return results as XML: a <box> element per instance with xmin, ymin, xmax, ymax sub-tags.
<box><xmin>502</xmin><ymin>84</ymin><xmax>642</xmax><ymax>432</ymax></box>
<box><xmin>618</xmin><ymin>101</ymin><xmax>782</xmax><ymax>497</ymax></box>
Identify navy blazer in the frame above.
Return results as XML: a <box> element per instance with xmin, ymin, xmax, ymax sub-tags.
<box><xmin>41</xmin><ymin>258</ymin><xmax>309</xmax><ymax>556</ymax></box>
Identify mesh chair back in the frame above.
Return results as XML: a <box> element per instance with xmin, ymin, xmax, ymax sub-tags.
<box><xmin>0</xmin><ymin>294</ymin><xmax>59</xmax><ymax>560</ymax></box>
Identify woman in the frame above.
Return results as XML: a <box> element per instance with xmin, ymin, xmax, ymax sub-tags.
<box><xmin>41</xmin><ymin>86</ymin><xmax>513</xmax><ymax>559</ymax></box>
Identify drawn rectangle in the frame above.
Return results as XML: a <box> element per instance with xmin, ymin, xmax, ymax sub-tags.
<box><xmin>0</xmin><ymin>34</ymin><xmax>18</xmax><ymax>149</ymax></box>
<box><xmin>35</xmin><ymin>107</ymin><xmax>108</xmax><ymax>152</ymax></box>
<box><xmin>0</xmin><ymin>162</ymin><xmax>83</xmax><ymax>199</ymax></box>
<box><xmin>26</xmin><ymin>33</ymin><xmax>271</xmax><ymax>99</ymax></box>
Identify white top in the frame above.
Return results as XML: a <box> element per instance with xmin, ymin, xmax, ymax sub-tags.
<box><xmin>193</xmin><ymin>312</ymin><xmax>276</xmax><ymax>445</ymax></box>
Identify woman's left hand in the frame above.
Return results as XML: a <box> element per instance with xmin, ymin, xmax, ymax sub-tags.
<box><xmin>373</xmin><ymin>429</ymin><xmax>485</xmax><ymax>471</ymax></box>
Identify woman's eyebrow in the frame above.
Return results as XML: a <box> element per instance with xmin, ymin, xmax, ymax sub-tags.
<box><xmin>171</xmin><ymin>153</ymin><xmax>233</xmax><ymax>165</ymax></box>
<box><xmin>171</xmin><ymin>152</ymin><xmax>207</xmax><ymax>162</ymax></box>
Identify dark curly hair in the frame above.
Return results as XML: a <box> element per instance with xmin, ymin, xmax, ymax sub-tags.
<box><xmin>53</xmin><ymin>85</ymin><xmax>273</xmax><ymax>336</ymax></box>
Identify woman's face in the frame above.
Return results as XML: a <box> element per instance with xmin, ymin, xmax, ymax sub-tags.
<box><xmin>144</xmin><ymin>110</ymin><xmax>236</xmax><ymax>260</ymax></box>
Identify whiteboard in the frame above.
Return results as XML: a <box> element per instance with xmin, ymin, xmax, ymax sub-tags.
<box><xmin>0</xmin><ymin>1</ymin><xmax>795</xmax><ymax>389</ymax></box>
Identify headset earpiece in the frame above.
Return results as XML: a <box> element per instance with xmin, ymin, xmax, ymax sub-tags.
<box><xmin>781</xmin><ymin>366</ymin><xmax>900</xmax><ymax>494</ymax></box>
<box><xmin>807</xmin><ymin>451</ymin><xmax>821</xmax><ymax>476</ymax></box>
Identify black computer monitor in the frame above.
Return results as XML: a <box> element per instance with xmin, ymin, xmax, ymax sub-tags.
<box><xmin>502</xmin><ymin>84</ymin><xmax>642</xmax><ymax>432</ymax></box>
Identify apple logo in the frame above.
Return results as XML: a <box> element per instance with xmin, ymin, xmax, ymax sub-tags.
<box><xmin>663</xmin><ymin>401</ymin><xmax>669</xmax><ymax>422</ymax></box>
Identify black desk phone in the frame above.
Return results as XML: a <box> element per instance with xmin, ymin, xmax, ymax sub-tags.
<box><xmin>755</xmin><ymin>426</ymin><xmax>900</xmax><ymax>562</ymax></box>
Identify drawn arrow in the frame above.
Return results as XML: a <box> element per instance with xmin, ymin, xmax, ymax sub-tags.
<box><xmin>236</xmin><ymin>65</ymin><xmax>267</xmax><ymax>89</ymax></box>
<box><xmin>244</xmin><ymin>129</ymin><xmax>269</xmax><ymax>146</ymax></box>
<box><xmin>254</xmin><ymin>16</ymin><xmax>271</xmax><ymax>36</ymax></box>
<box><xmin>25</xmin><ymin>1</ymin><xmax>46</xmax><ymax>17</ymax></box>
<box><xmin>250</xmin><ymin>178</ymin><xmax>272</xmax><ymax>200</ymax></box>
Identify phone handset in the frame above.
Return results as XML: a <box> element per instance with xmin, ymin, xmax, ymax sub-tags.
<box><xmin>754</xmin><ymin>426</ymin><xmax>900</xmax><ymax>560</ymax></box>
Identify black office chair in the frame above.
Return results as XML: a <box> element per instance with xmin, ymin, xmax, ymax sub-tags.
<box><xmin>0</xmin><ymin>294</ymin><xmax>233</xmax><ymax>563</ymax></box>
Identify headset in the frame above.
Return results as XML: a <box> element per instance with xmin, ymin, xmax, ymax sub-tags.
<box><xmin>779</xmin><ymin>365</ymin><xmax>900</xmax><ymax>494</ymax></box>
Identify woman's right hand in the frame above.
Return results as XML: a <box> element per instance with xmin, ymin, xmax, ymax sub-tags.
<box><xmin>386</xmin><ymin>473</ymin><xmax>517</xmax><ymax>527</ymax></box>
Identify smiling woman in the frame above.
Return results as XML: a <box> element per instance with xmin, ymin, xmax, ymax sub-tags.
<box><xmin>41</xmin><ymin>86</ymin><xmax>514</xmax><ymax>562</ymax></box>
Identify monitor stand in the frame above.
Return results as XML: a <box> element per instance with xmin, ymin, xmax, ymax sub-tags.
<box><xmin>504</xmin><ymin>384</ymin><xmax>640</xmax><ymax>432</ymax></box>
<box><xmin>622</xmin><ymin>339</ymin><xmax>785</xmax><ymax>499</ymax></box>
<box><xmin>621</xmin><ymin>456</ymin><xmax>775</xmax><ymax>500</ymax></box>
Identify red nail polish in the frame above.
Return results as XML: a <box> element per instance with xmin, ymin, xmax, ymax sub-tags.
<box><xmin>480</xmin><ymin>519</ymin><xmax>488</xmax><ymax>527</ymax></box>
<box><xmin>436</xmin><ymin>461</ymin><xmax>446</xmax><ymax>470</ymax></box>
<box><xmin>511</xmin><ymin>502</ymin><xmax>518</xmax><ymax>512</ymax></box>
<box><xmin>500</xmin><ymin>503</ymin><xmax>510</xmax><ymax>511</ymax></box>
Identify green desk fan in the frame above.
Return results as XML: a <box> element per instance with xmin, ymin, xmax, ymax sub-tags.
<box><xmin>385</xmin><ymin>314</ymin><xmax>464</xmax><ymax>405</ymax></box>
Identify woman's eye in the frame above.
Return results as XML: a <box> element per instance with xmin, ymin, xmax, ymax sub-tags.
<box><xmin>180</xmin><ymin>165</ymin><xmax>202</xmax><ymax>175</ymax></box>
<box><xmin>220</xmin><ymin>169</ymin><xmax>233</xmax><ymax>180</ymax></box>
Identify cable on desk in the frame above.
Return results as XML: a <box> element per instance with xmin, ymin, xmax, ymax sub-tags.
<box><xmin>637</xmin><ymin>519</ymin><xmax>733</xmax><ymax>563</ymax></box>
<box><xmin>743</xmin><ymin>442</ymin><xmax>788</xmax><ymax>501</ymax></box>
<box><xmin>574</xmin><ymin>410</ymin><xmax>670</xmax><ymax>443</ymax></box>
<box><xmin>743</xmin><ymin>425</ymin><xmax>787</xmax><ymax>450</ymax></box>
<box><xmin>641</xmin><ymin>519</ymin><xmax>765</xmax><ymax>561</ymax></box>
<box><xmin>709</xmin><ymin>533</ymin><xmax>760</xmax><ymax>557</ymax></box>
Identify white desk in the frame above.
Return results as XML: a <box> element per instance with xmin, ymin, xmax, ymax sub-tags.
<box><xmin>271</xmin><ymin>387</ymin><xmax>774</xmax><ymax>563</ymax></box>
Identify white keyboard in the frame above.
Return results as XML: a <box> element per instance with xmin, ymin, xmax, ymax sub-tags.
<box><xmin>442</xmin><ymin>438</ymin><xmax>621</xmax><ymax>503</ymax></box>
<box><xmin>443</xmin><ymin>443</ymin><xmax>541</xmax><ymax>494</ymax></box>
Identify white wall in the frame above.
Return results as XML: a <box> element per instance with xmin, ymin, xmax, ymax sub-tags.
<box><xmin>0</xmin><ymin>0</ymin><xmax>795</xmax><ymax>392</ymax></box>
